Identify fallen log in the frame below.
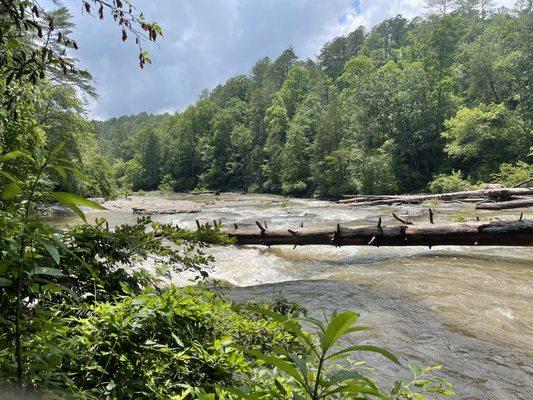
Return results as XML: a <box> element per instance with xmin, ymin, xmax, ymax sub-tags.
<box><xmin>191</xmin><ymin>190</ymin><xmax>221</xmax><ymax>195</ymax></box>
<box><xmin>339</xmin><ymin>188</ymin><xmax>533</xmax><ymax>206</ymax></box>
<box><xmin>476</xmin><ymin>198</ymin><xmax>533</xmax><ymax>210</ymax></box>
<box><xmin>513</xmin><ymin>177</ymin><xmax>533</xmax><ymax>188</ymax></box>
<box><xmin>227</xmin><ymin>219</ymin><xmax>533</xmax><ymax>247</ymax></box>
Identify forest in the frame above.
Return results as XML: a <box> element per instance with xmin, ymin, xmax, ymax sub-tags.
<box><xmin>95</xmin><ymin>0</ymin><xmax>532</xmax><ymax>198</ymax></box>
<box><xmin>0</xmin><ymin>0</ymin><xmax>531</xmax><ymax>399</ymax></box>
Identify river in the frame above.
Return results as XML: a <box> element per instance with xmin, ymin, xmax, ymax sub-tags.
<box><xmin>54</xmin><ymin>193</ymin><xmax>533</xmax><ymax>399</ymax></box>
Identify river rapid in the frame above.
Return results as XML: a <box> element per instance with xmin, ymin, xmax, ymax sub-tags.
<box><xmin>56</xmin><ymin>193</ymin><xmax>533</xmax><ymax>399</ymax></box>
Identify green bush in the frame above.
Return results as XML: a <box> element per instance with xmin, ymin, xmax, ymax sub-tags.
<box><xmin>492</xmin><ymin>161</ymin><xmax>532</xmax><ymax>187</ymax></box>
<box><xmin>7</xmin><ymin>287</ymin><xmax>300</xmax><ymax>399</ymax></box>
<box><xmin>428</xmin><ymin>170</ymin><xmax>475</xmax><ymax>193</ymax></box>
<box><xmin>158</xmin><ymin>173</ymin><xmax>177</xmax><ymax>193</ymax></box>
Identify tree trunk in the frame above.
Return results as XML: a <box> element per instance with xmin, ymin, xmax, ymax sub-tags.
<box><xmin>338</xmin><ymin>188</ymin><xmax>533</xmax><ymax>206</ymax></box>
<box><xmin>476</xmin><ymin>199</ymin><xmax>533</xmax><ymax>210</ymax></box>
<box><xmin>228</xmin><ymin>220</ymin><xmax>533</xmax><ymax>247</ymax></box>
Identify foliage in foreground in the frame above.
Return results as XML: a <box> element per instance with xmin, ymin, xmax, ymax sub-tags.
<box><xmin>1</xmin><ymin>285</ymin><xmax>455</xmax><ymax>400</ymax></box>
<box><xmin>3</xmin><ymin>286</ymin><xmax>298</xmax><ymax>399</ymax></box>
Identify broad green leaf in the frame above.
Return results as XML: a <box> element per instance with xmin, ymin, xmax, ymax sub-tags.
<box><xmin>31</xmin><ymin>267</ymin><xmax>64</xmax><ymax>277</ymax></box>
<box><xmin>0</xmin><ymin>277</ymin><xmax>12</xmax><ymax>287</ymax></box>
<box><xmin>0</xmin><ymin>150</ymin><xmax>35</xmax><ymax>163</ymax></box>
<box><xmin>323</xmin><ymin>384</ymin><xmax>387</xmax><ymax>398</ymax></box>
<box><xmin>69</xmin><ymin>204</ymin><xmax>87</xmax><ymax>223</ymax></box>
<box><xmin>0</xmin><ymin>170</ymin><xmax>18</xmax><ymax>182</ymax></box>
<box><xmin>42</xmin><ymin>283</ymin><xmax>64</xmax><ymax>293</ymax></box>
<box><xmin>247</xmin><ymin>349</ymin><xmax>306</xmax><ymax>388</ymax></box>
<box><xmin>327</xmin><ymin>369</ymin><xmax>365</xmax><ymax>384</ymax></box>
<box><xmin>48</xmin><ymin>192</ymin><xmax>105</xmax><ymax>222</ymax></box>
<box><xmin>48</xmin><ymin>192</ymin><xmax>106</xmax><ymax>210</ymax></box>
<box><xmin>40</xmin><ymin>239</ymin><xmax>60</xmax><ymax>265</ymax></box>
<box><xmin>321</xmin><ymin>311</ymin><xmax>358</xmax><ymax>350</ymax></box>
<box><xmin>1</xmin><ymin>182</ymin><xmax>22</xmax><ymax>200</ymax></box>
<box><xmin>287</xmin><ymin>354</ymin><xmax>310</xmax><ymax>390</ymax></box>
<box><xmin>327</xmin><ymin>344</ymin><xmax>400</xmax><ymax>365</ymax></box>
<box><xmin>48</xmin><ymin>165</ymin><xmax>67</xmax><ymax>180</ymax></box>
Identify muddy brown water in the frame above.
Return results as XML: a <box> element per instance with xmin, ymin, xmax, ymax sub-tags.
<box><xmin>52</xmin><ymin>193</ymin><xmax>533</xmax><ymax>399</ymax></box>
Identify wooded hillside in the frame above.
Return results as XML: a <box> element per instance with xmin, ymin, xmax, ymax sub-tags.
<box><xmin>95</xmin><ymin>2</ymin><xmax>532</xmax><ymax>198</ymax></box>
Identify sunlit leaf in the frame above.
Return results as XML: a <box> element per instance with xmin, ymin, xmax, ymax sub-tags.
<box><xmin>327</xmin><ymin>344</ymin><xmax>400</xmax><ymax>365</ymax></box>
<box><xmin>48</xmin><ymin>192</ymin><xmax>106</xmax><ymax>210</ymax></box>
<box><xmin>31</xmin><ymin>267</ymin><xmax>64</xmax><ymax>277</ymax></box>
<box><xmin>1</xmin><ymin>182</ymin><xmax>22</xmax><ymax>200</ymax></box>
<box><xmin>0</xmin><ymin>150</ymin><xmax>35</xmax><ymax>163</ymax></box>
<box><xmin>321</xmin><ymin>311</ymin><xmax>358</xmax><ymax>350</ymax></box>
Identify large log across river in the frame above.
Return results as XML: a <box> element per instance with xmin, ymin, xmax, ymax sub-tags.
<box><xmin>227</xmin><ymin>219</ymin><xmax>533</xmax><ymax>247</ymax></box>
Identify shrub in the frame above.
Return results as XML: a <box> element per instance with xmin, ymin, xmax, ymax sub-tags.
<box><xmin>492</xmin><ymin>161</ymin><xmax>532</xmax><ymax>187</ymax></box>
<box><xmin>9</xmin><ymin>287</ymin><xmax>300</xmax><ymax>399</ymax></box>
<box><xmin>428</xmin><ymin>170</ymin><xmax>475</xmax><ymax>193</ymax></box>
<box><xmin>158</xmin><ymin>173</ymin><xmax>177</xmax><ymax>193</ymax></box>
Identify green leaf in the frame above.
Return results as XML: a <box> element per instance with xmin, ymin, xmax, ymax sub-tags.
<box><xmin>409</xmin><ymin>364</ymin><xmax>423</xmax><ymax>376</ymax></box>
<box><xmin>327</xmin><ymin>369</ymin><xmax>365</xmax><ymax>384</ymax></box>
<box><xmin>324</xmin><ymin>384</ymin><xmax>387</xmax><ymax>399</ymax></box>
<box><xmin>171</xmin><ymin>332</ymin><xmax>184</xmax><ymax>347</ymax></box>
<box><xmin>48</xmin><ymin>165</ymin><xmax>67</xmax><ymax>180</ymax></box>
<box><xmin>48</xmin><ymin>192</ymin><xmax>106</xmax><ymax>222</ymax></box>
<box><xmin>0</xmin><ymin>170</ymin><xmax>18</xmax><ymax>183</ymax></box>
<box><xmin>48</xmin><ymin>192</ymin><xmax>106</xmax><ymax>210</ymax></box>
<box><xmin>70</xmin><ymin>204</ymin><xmax>88</xmax><ymax>223</ymax></box>
<box><xmin>0</xmin><ymin>151</ymin><xmax>35</xmax><ymax>163</ymax></box>
<box><xmin>327</xmin><ymin>344</ymin><xmax>400</xmax><ymax>365</ymax></box>
<box><xmin>287</xmin><ymin>354</ymin><xmax>310</xmax><ymax>389</ymax></box>
<box><xmin>217</xmin><ymin>387</ymin><xmax>258</xmax><ymax>400</ymax></box>
<box><xmin>0</xmin><ymin>277</ymin><xmax>12</xmax><ymax>287</ymax></box>
<box><xmin>321</xmin><ymin>311</ymin><xmax>359</xmax><ymax>350</ymax></box>
<box><xmin>40</xmin><ymin>239</ymin><xmax>60</xmax><ymax>265</ymax></box>
<box><xmin>1</xmin><ymin>182</ymin><xmax>22</xmax><ymax>200</ymax></box>
<box><xmin>247</xmin><ymin>349</ymin><xmax>307</xmax><ymax>388</ymax></box>
<box><xmin>31</xmin><ymin>267</ymin><xmax>64</xmax><ymax>277</ymax></box>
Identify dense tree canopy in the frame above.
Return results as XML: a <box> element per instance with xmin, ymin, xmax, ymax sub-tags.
<box><xmin>95</xmin><ymin>1</ymin><xmax>532</xmax><ymax>197</ymax></box>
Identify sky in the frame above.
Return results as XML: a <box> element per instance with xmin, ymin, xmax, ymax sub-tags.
<box><xmin>56</xmin><ymin>0</ymin><xmax>516</xmax><ymax>120</ymax></box>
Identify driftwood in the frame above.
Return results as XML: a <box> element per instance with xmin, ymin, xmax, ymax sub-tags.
<box><xmin>339</xmin><ymin>188</ymin><xmax>533</xmax><ymax>206</ymax></box>
<box><xmin>227</xmin><ymin>219</ymin><xmax>533</xmax><ymax>247</ymax></box>
<box><xmin>191</xmin><ymin>190</ymin><xmax>221</xmax><ymax>195</ymax></box>
<box><xmin>513</xmin><ymin>177</ymin><xmax>533</xmax><ymax>188</ymax></box>
<box><xmin>476</xmin><ymin>198</ymin><xmax>533</xmax><ymax>210</ymax></box>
